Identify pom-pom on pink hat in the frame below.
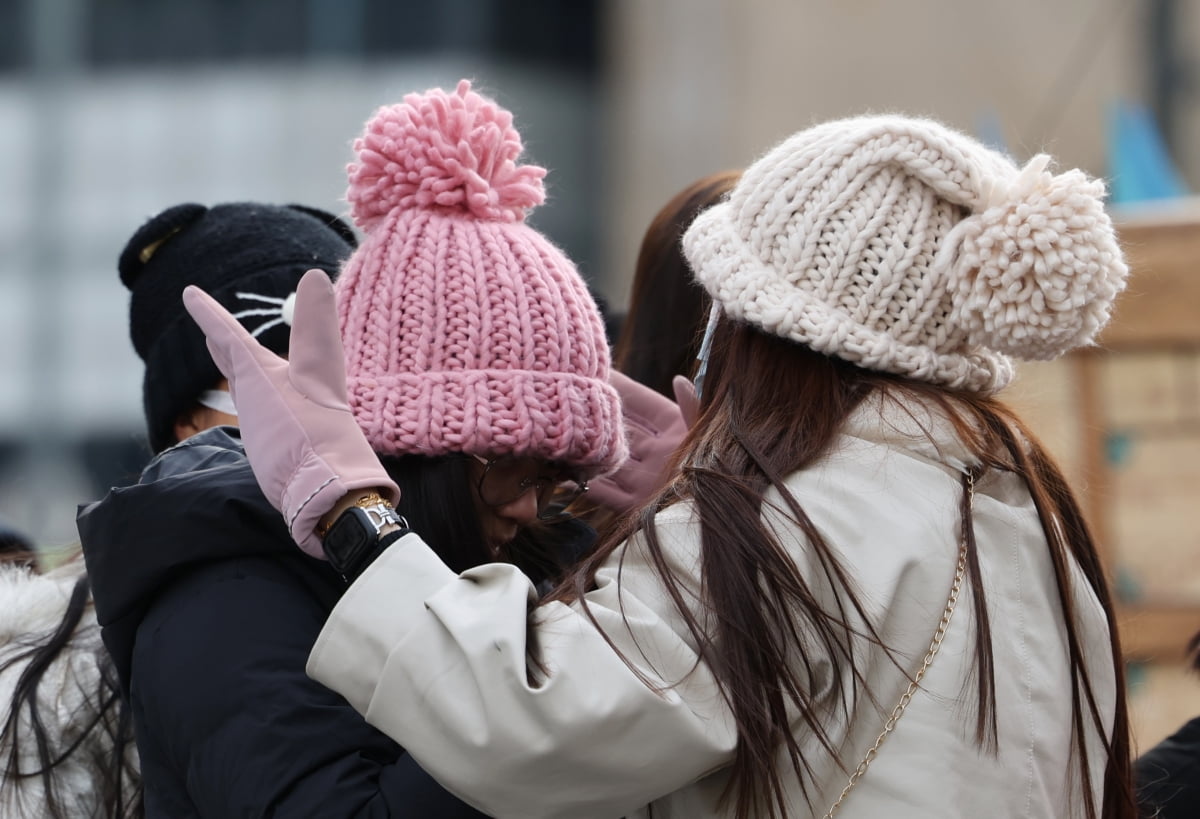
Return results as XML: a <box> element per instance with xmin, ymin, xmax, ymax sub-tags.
<box><xmin>337</xmin><ymin>80</ymin><xmax>626</xmax><ymax>477</ymax></box>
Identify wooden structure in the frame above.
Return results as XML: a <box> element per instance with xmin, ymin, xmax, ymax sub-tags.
<box><xmin>1074</xmin><ymin>204</ymin><xmax>1200</xmax><ymax>661</ymax></box>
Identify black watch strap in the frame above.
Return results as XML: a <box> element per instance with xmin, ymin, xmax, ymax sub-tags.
<box><xmin>346</xmin><ymin>527</ymin><xmax>408</xmax><ymax>584</ymax></box>
<box><xmin>322</xmin><ymin>505</ymin><xmax>410</xmax><ymax>584</ymax></box>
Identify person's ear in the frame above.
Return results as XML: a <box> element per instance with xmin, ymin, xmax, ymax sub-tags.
<box><xmin>172</xmin><ymin>406</ymin><xmax>207</xmax><ymax>444</ymax></box>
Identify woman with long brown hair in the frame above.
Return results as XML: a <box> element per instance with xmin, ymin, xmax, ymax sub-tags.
<box><xmin>583</xmin><ymin>170</ymin><xmax>739</xmax><ymax>523</ymax></box>
<box><xmin>188</xmin><ymin>114</ymin><xmax>1136</xmax><ymax>818</ymax></box>
<box><xmin>612</xmin><ymin>169</ymin><xmax>741</xmax><ymax>398</ymax></box>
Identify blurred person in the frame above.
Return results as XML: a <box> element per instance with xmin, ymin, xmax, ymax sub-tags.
<box><xmin>580</xmin><ymin>171</ymin><xmax>741</xmax><ymax>528</ymax></box>
<box><xmin>79</xmin><ymin>82</ymin><xmax>636</xmax><ymax>817</ymax></box>
<box><xmin>1134</xmin><ymin>634</ymin><xmax>1200</xmax><ymax>817</ymax></box>
<box><xmin>612</xmin><ymin>169</ymin><xmax>741</xmax><ymax>397</ymax></box>
<box><xmin>1</xmin><ymin>513</ymin><xmax>136</xmax><ymax>819</ymax></box>
<box><xmin>194</xmin><ymin>115</ymin><xmax>1137</xmax><ymax>818</ymax></box>
<box><xmin>1</xmin><ymin>549</ymin><xmax>139</xmax><ymax>817</ymax></box>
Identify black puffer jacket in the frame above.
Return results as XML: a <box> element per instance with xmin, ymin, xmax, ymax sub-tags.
<box><xmin>1137</xmin><ymin>715</ymin><xmax>1200</xmax><ymax>819</ymax></box>
<box><xmin>78</xmin><ymin>427</ymin><xmax>488</xmax><ymax>818</ymax></box>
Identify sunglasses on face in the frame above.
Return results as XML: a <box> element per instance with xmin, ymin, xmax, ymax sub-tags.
<box><xmin>466</xmin><ymin>453</ymin><xmax>588</xmax><ymax>521</ymax></box>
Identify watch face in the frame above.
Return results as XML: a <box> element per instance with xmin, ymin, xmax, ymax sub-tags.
<box><xmin>323</xmin><ymin>507</ymin><xmax>375</xmax><ymax>575</ymax></box>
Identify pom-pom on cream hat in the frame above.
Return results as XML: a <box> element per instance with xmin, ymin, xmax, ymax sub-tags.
<box><xmin>682</xmin><ymin>115</ymin><xmax>1129</xmax><ymax>393</ymax></box>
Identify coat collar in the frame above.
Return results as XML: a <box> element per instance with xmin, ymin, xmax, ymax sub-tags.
<box><xmin>839</xmin><ymin>391</ymin><xmax>982</xmax><ymax>475</ymax></box>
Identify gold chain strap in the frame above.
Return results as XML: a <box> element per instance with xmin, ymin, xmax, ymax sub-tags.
<box><xmin>822</xmin><ymin>470</ymin><xmax>974</xmax><ymax>819</ymax></box>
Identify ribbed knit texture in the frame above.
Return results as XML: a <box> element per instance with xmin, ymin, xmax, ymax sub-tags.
<box><xmin>338</xmin><ymin>80</ymin><xmax>626</xmax><ymax>476</ymax></box>
<box><xmin>683</xmin><ymin>115</ymin><xmax>1129</xmax><ymax>392</ymax></box>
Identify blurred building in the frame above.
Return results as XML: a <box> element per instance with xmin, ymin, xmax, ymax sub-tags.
<box><xmin>0</xmin><ymin>0</ymin><xmax>602</xmax><ymax>546</ymax></box>
<box><xmin>6</xmin><ymin>0</ymin><xmax>1195</xmax><ymax>545</ymax></box>
<box><xmin>4</xmin><ymin>0</ymin><xmax>1200</xmax><ymax>766</ymax></box>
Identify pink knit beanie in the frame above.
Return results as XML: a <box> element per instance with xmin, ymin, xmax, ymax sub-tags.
<box><xmin>337</xmin><ymin>80</ymin><xmax>626</xmax><ymax>478</ymax></box>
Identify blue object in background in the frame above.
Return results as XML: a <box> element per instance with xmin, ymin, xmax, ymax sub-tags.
<box><xmin>1115</xmin><ymin>564</ymin><xmax>1143</xmax><ymax>605</ymax></box>
<box><xmin>1126</xmin><ymin>659</ymin><xmax>1148</xmax><ymax>693</ymax></box>
<box><xmin>975</xmin><ymin>109</ymin><xmax>1011</xmax><ymax>158</ymax></box>
<box><xmin>1107</xmin><ymin>100</ymin><xmax>1190</xmax><ymax>203</ymax></box>
<box><xmin>1105</xmin><ymin>430</ymin><xmax>1134</xmax><ymax>467</ymax></box>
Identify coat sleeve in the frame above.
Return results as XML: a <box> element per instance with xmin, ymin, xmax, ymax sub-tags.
<box><xmin>307</xmin><ymin>517</ymin><xmax>739</xmax><ymax>819</ymax></box>
<box><xmin>132</xmin><ymin>557</ymin><xmax>488</xmax><ymax>818</ymax></box>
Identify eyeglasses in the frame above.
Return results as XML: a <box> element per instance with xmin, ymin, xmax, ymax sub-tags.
<box><xmin>466</xmin><ymin>454</ymin><xmax>588</xmax><ymax>521</ymax></box>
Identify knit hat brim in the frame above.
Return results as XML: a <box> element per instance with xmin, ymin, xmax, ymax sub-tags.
<box><xmin>684</xmin><ymin>201</ymin><xmax>1015</xmax><ymax>393</ymax></box>
<box><xmin>348</xmin><ymin>369</ymin><xmax>627</xmax><ymax>478</ymax></box>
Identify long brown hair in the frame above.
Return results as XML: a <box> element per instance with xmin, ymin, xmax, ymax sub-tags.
<box><xmin>554</xmin><ymin>321</ymin><xmax>1135</xmax><ymax>819</ymax></box>
<box><xmin>612</xmin><ymin>170</ymin><xmax>741</xmax><ymax>398</ymax></box>
<box><xmin>380</xmin><ymin>453</ymin><xmax>585</xmax><ymax>587</ymax></box>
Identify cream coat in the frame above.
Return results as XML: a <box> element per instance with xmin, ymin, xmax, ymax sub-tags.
<box><xmin>309</xmin><ymin>398</ymin><xmax>1117</xmax><ymax>818</ymax></box>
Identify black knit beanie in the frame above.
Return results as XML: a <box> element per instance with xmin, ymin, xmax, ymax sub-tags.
<box><xmin>119</xmin><ymin>202</ymin><xmax>358</xmax><ymax>453</ymax></box>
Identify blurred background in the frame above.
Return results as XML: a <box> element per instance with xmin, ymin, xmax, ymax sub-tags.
<box><xmin>2</xmin><ymin>0</ymin><xmax>1199</xmax><ymax>751</ymax></box>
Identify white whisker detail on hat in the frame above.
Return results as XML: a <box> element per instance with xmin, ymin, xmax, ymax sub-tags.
<box><xmin>118</xmin><ymin>202</ymin><xmax>357</xmax><ymax>453</ymax></box>
<box><xmin>233</xmin><ymin>290</ymin><xmax>298</xmax><ymax>337</ymax></box>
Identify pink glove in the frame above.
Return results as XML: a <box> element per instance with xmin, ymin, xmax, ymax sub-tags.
<box><xmin>587</xmin><ymin>372</ymin><xmax>697</xmax><ymax>514</ymax></box>
<box><xmin>182</xmin><ymin>269</ymin><xmax>399</xmax><ymax>558</ymax></box>
<box><xmin>672</xmin><ymin>374</ymin><xmax>699</xmax><ymax>429</ymax></box>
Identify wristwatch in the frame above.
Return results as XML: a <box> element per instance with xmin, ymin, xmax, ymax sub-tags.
<box><xmin>321</xmin><ymin>494</ymin><xmax>409</xmax><ymax>583</ymax></box>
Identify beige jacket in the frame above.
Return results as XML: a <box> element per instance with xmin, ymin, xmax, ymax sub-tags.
<box><xmin>309</xmin><ymin>398</ymin><xmax>1116</xmax><ymax>818</ymax></box>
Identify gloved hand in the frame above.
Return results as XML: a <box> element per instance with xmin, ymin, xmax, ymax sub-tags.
<box><xmin>671</xmin><ymin>374</ymin><xmax>699</xmax><ymax>429</ymax></box>
<box><xmin>587</xmin><ymin>372</ymin><xmax>697</xmax><ymax>514</ymax></box>
<box><xmin>182</xmin><ymin>269</ymin><xmax>399</xmax><ymax>559</ymax></box>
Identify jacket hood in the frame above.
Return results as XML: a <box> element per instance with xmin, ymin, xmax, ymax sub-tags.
<box><xmin>0</xmin><ymin>559</ymin><xmax>138</xmax><ymax>816</ymax></box>
<box><xmin>0</xmin><ymin>559</ymin><xmax>90</xmax><ymax>648</ymax></box>
<box><xmin>77</xmin><ymin>427</ymin><xmax>296</xmax><ymax>692</ymax></box>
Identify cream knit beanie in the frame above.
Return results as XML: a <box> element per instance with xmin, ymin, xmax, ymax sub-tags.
<box><xmin>682</xmin><ymin>115</ymin><xmax>1128</xmax><ymax>392</ymax></box>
